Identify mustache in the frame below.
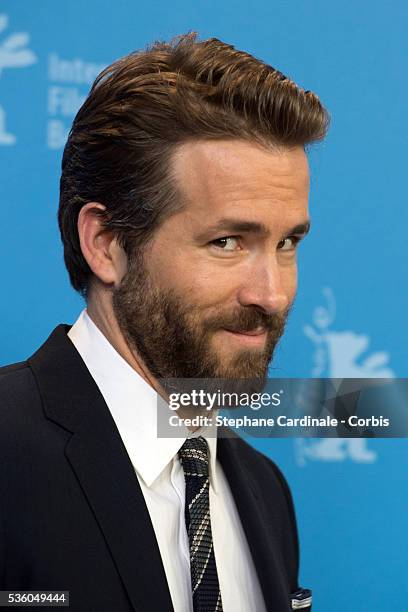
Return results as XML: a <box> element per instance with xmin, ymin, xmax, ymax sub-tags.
<box><xmin>203</xmin><ymin>305</ymin><xmax>291</xmax><ymax>334</ymax></box>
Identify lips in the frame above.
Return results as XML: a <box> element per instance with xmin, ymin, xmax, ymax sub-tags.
<box><xmin>223</xmin><ymin>327</ymin><xmax>266</xmax><ymax>336</ymax></box>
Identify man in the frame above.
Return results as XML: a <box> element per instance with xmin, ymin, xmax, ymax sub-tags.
<box><xmin>0</xmin><ymin>33</ymin><xmax>328</xmax><ymax>611</ymax></box>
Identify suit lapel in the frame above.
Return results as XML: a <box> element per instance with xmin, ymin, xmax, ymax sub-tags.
<box><xmin>217</xmin><ymin>436</ymin><xmax>291</xmax><ymax>612</ymax></box>
<box><xmin>29</xmin><ymin>325</ymin><xmax>174</xmax><ymax>612</ymax></box>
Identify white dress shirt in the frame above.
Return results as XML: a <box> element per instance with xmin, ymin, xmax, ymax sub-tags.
<box><xmin>68</xmin><ymin>310</ymin><xmax>266</xmax><ymax>612</ymax></box>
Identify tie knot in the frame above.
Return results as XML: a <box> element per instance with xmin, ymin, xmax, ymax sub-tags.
<box><xmin>178</xmin><ymin>436</ymin><xmax>209</xmax><ymax>478</ymax></box>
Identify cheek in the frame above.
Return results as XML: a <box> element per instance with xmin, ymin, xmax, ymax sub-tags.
<box><xmin>189</xmin><ymin>266</ymin><xmax>244</xmax><ymax>309</ymax></box>
<box><xmin>150</xmin><ymin>249</ymin><xmax>236</xmax><ymax>304</ymax></box>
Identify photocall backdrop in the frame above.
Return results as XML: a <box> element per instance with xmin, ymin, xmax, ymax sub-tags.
<box><xmin>1</xmin><ymin>2</ymin><xmax>407</xmax><ymax>609</ymax></box>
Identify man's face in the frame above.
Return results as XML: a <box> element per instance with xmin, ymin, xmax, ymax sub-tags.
<box><xmin>112</xmin><ymin>139</ymin><xmax>310</xmax><ymax>381</ymax></box>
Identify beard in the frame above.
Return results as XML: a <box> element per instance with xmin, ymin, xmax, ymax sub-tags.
<box><xmin>112</xmin><ymin>251</ymin><xmax>291</xmax><ymax>384</ymax></box>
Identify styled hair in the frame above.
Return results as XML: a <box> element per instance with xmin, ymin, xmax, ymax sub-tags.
<box><xmin>58</xmin><ymin>32</ymin><xmax>329</xmax><ymax>296</ymax></box>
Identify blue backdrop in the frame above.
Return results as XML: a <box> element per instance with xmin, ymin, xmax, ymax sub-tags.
<box><xmin>1</xmin><ymin>2</ymin><xmax>407</xmax><ymax>609</ymax></box>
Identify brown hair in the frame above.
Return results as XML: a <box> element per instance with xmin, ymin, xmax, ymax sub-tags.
<box><xmin>58</xmin><ymin>32</ymin><xmax>329</xmax><ymax>296</ymax></box>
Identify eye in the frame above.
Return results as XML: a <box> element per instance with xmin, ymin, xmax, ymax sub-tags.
<box><xmin>210</xmin><ymin>236</ymin><xmax>241</xmax><ymax>251</ymax></box>
<box><xmin>277</xmin><ymin>236</ymin><xmax>301</xmax><ymax>252</ymax></box>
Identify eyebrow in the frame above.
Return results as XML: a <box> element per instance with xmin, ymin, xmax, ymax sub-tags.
<box><xmin>196</xmin><ymin>218</ymin><xmax>311</xmax><ymax>240</ymax></box>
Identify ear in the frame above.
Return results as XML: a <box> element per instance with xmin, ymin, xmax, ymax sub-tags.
<box><xmin>77</xmin><ymin>202</ymin><xmax>128</xmax><ymax>286</ymax></box>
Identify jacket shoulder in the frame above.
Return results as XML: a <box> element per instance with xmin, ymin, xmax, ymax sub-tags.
<box><xmin>0</xmin><ymin>360</ymin><xmax>29</xmax><ymax>378</ymax></box>
<box><xmin>0</xmin><ymin>360</ymin><xmax>38</xmax><ymax>400</ymax></box>
<box><xmin>0</xmin><ymin>360</ymin><xmax>44</xmax><ymax>432</ymax></box>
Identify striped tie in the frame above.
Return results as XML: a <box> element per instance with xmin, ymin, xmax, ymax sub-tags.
<box><xmin>178</xmin><ymin>437</ymin><xmax>223</xmax><ymax>612</ymax></box>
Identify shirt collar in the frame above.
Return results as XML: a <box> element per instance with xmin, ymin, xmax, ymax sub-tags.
<box><xmin>68</xmin><ymin>309</ymin><xmax>219</xmax><ymax>492</ymax></box>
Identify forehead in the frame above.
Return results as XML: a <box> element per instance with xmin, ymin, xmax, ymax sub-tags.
<box><xmin>169</xmin><ymin>139</ymin><xmax>310</xmax><ymax>230</ymax></box>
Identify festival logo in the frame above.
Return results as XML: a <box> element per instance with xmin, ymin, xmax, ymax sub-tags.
<box><xmin>295</xmin><ymin>287</ymin><xmax>395</xmax><ymax>465</ymax></box>
<box><xmin>0</xmin><ymin>14</ymin><xmax>37</xmax><ymax>145</ymax></box>
<box><xmin>46</xmin><ymin>53</ymin><xmax>106</xmax><ymax>149</ymax></box>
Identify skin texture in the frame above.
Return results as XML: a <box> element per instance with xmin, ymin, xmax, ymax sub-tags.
<box><xmin>79</xmin><ymin>139</ymin><xmax>310</xmax><ymax>396</ymax></box>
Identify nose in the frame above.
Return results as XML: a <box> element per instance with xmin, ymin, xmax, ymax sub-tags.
<box><xmin>236</xmin><ymin>259</ymin><xmax>292</xmax><ymax>315</ymax></box>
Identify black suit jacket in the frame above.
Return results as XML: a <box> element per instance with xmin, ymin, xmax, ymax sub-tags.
<box><xmin>0</xmin><ymin>325</ymin><xmax>309</xmax><ymax>611</ymax></box>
